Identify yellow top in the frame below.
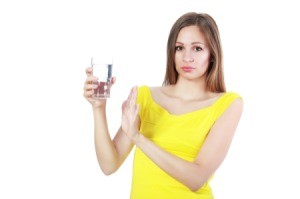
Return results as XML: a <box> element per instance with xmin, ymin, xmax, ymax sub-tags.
<box><xmin>130</xmin><ymin>86</ymin><xmax>242</xmax><ymax>199</ymax></box>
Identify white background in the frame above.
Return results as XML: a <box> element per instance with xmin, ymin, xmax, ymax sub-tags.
<box><xmin>1</xmin><ymin>0</ymin><xmax>299</xmax><ymax>198</ymax></box>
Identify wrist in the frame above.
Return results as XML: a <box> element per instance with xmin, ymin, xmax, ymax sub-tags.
<box><xmin>132</xmin><ymin>132</ymin><xmax>143</xmax><ymax>146</ymax></box>
<box><xmin>92</xmin><ymin>106</ymin><xmax>106</xmax><ymax>119</ymax></box>
<box><xmin>92</xmin><ymin>105</ymin><xmax>106</xmax><ymax>112</ymax></box>
<box><xmin>91</xmin><ymin>99</ymin><xmax>107</xmax><ymax>111</ymax></box>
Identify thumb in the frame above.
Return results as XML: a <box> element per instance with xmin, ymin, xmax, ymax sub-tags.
<box><xmin>110</xmin><ymin>76</ymin><xmax>116</xmax><ymax>87</ymax></box>
<box><xmin>135</xmin><ymin>104</ymin><xmax>140</xmax><ymax>116</ymax></box>
<box><xmin>121</xmin><ymin>100</ymin><xmax>126</xmax><ymax>112</ymax></box>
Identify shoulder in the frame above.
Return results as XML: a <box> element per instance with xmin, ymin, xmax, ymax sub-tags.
<box><xmin>147</xmin><ymin>86</ymin><xmax>165</xmax><ymax>92</ymax></box>
<box><xmin>137</xmin><ymin>85</ymin><xmax>152</xmax><ymax>97</ymax></box>
<box><xmin>228</xmin><ymin>92</ymin><xmax>243</xmax><ymax>110</ymax></box>
<box><xmin>222</xmin><ymin>91</ymin><xmax>243</xmax><ymax>105</ymax></box>
<box><xmin>137</xmin><ymin>85</ymin><xmax>162</xmax><ymax>95</ymax></box>
<box><xmin>227</xmin><ymin>96</ymin><xmax>243</xmax><ymax>113</ymax></box>
<box><xmin>212</xmin><ymin>91</ymin><xmax>243</xmax><ymax>120</ymax></box>
<box><xmin>141</xmin><ymin>85</ymin><xmax>167</xmax><ymax>96</ymax></box>
<box><xmin>137</xmin><ymin>85</ymin><xmax>163</xmax><ymax>99</ymax></box>
<box><xmin>224</xmin><ymin>91</ymin><xmax>242</xmax><ymax>99</ymax></box>
<box><xmin>137</xmin><ymin>85</ymin><xmax>149</xmax><ymax>92</ymax></box>
<box><xmin>221</xmin><ymin>91</ymin><xmax>243</xmax><ymax>116</ymax></box>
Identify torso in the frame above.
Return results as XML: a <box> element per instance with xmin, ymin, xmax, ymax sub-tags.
<box><xmin>149</xmin><ymin>86</ymin><xmax>225</xmax><ymax>116</ymax></box>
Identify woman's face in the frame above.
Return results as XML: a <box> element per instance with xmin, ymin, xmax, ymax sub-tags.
<box><xmin>175</xmin><ymin>25</ymin><xmax>211</xmax><ymax>81</ymax></box>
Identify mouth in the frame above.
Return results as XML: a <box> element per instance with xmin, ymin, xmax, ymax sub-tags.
<box><xmin>181</xmin><ymin>66</ymin><xmax>195</xmax><ymax>72</ymax></box>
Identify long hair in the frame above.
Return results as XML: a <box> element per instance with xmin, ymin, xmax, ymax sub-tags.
<box><xmin>163</xmin><ymin>12</ymin><xmax>226</xmax><ymax>92</ymax></box>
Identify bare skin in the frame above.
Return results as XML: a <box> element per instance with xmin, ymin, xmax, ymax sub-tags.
<box><xmin>83</xmin><ymin>69</ymin><xmax>134</xmax><ymax>174</ymax></box>
<box><xmin>83</xmin><ymin>25</ymin><xmax>243</xmax><ymax>191</ymax></box>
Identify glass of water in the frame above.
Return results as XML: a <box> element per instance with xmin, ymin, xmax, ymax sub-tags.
<box><xmin>91</xmin><ymin>56</ymin><xmax>113</xmax><ymax>99</ymax></box>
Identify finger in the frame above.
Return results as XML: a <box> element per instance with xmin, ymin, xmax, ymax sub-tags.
<box><xmin>84</xmin><ymin>90</ymin><xmax>94</xmax><ymax>98</ymax></box>
<box><xmin>126</xmin><ymin>88</ymin><xmax>133</xmax><ymax>107</ymax></box>
<box><xmin>109</xmin><ymin>76</ymin><xmax>116</xmax><ymax>90</ymax></box>
<box><xmin>129</xmin><ymin>88</ymin><xmax>135</xmax><ymax>107</ymax></box>
<box><xmin>129</xmin><ymin>87</ymin><xmax>136</xmax><ymax>108</ymax></box>
<box><xmin>85</xmin><ymin>76</ymin><xmax>98</xmax><ymax>84</ymax></box>
<box><xmin>86</xmin><ymin>67</ymin><xmax>93</xmax><ymax>77</ymax></box>
<box><xmin>84</xmin><ymin>83</ymin><xmax>97</xmax><ymax>91</ymax></box>
<box><xmin>122</xmin><ymin>100</ymin><xmax>126</xmax><ymax>112</ymax></box>
<box><xmin>110</xmin><ymin>76</ymin><xmax>116</xmax><ymax>87</ymax></box>
<box><xmin>128</xmin><ymin>87</ymin><xmax>134</xmax><ymax>100</ymax></box>
<box><xmin>129</xmin><ymin>86</ymin><xmax>137</xmax><ymax>107</ymax></box>
<box><xmin>135</xmin><ymin>104</ymin><xmax>140</xmax><ymax>116</ymax></box>
<box><xmin>134</xmin><ymin>86</ymin><xmax>138</xmax><ymax>103</ymax></box>
<box><xmin>133</xmin><ymin>86</ymin><xmax>138</xmax><ymax>100</ymax></box>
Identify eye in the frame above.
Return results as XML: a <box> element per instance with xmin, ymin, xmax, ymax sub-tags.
<box><xmin>175</xmin><ymin>46</ymin><xmax>183</xmax><ymax>51</ymax></box>
<box><xmin>194</xmin><ymin>46</ymin><xmax>203</xmax><ymax>52</ymax></box>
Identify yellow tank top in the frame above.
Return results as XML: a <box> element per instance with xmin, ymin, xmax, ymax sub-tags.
<box><xmin>130</xmin><ymin>86</ymin><xmax>242</xmax><ymax>199</ymax></box>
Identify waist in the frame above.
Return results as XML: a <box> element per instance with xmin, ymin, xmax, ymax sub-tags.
<box><xmin>130</xmin><ymin>148</ymin><xmax>214</xmax><ymax>199</ymax></box>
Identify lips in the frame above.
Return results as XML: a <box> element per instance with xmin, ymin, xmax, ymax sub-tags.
<box><xmin>181</xmin><ymin>66</ymin><xmax>194</xmax><ymax>72</ymax></box>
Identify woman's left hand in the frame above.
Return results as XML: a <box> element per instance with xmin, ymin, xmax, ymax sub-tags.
<box><xmin>121</xmin><ymin>86</ymin><xmax>140</xmax><ymax>143</ymax></box>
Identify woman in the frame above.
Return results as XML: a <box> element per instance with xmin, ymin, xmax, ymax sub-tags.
<box><xmin>84</xmin><ymin>12</ymin><xmax>243</xmax><ymax>199</ymax></box>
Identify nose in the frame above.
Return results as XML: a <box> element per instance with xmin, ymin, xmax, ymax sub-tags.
<box><xmin>183</xmin><ymin>51</ymin><xmax>194</xmax><ymax>63</ymax></box>
<box><xmin>184</xmin><ymin>57</ymin><xmax>194</xmax><ymax>62</ymax></box>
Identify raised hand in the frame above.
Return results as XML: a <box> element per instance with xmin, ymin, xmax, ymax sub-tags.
<box><xmin>121</xmin><ymin>86</ymin><xmax>140</xmax><ymax>143</ymax></box>
<box><xmin>83</xmin><ymin>67</ymin><xmax>116</xmax><ymax>109</ymax></box>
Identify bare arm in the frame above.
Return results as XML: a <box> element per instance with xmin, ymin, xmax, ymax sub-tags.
<box><xmin>134</xmin><ymin>99</ymin><xmax>243</xmax><ymax>191</ymax></box>
<box><xmin>84</xmin><ymin>67</ymin><xmax>134</xmax><ymax>175</ymax></box>
<box><xmin>93</xmin><ymin>108</ymin><xmax>134</xmax><ymax>175</ymax></box>
<box><xmin>123</xmin><ymin>87</ymin><xmax>243</xmax><ymax>191</ymax></box>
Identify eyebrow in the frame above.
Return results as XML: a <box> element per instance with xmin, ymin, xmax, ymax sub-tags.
<box><xmin>176</xmin><ymin>41</ymin><xmax>206</xmax><ymax>45</ymax></box>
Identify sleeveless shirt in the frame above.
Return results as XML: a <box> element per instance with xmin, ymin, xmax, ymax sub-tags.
<box><xmin>130</xmin><ymin>85</ymin><xmax>242</xmax><ymax>199</ymax></box>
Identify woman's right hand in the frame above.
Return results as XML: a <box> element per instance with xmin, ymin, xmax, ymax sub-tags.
<box><xmin>83</xmin><ymin>67</ymin><xmax>116</xmax><ymax>109</ymax></box>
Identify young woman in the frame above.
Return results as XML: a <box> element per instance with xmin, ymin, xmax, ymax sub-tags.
<box><xmin>84</xmin><ymin>12</ymin><xmax>243</xmax><ymax>199</ymax></box>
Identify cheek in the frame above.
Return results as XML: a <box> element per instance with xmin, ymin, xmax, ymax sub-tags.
<box><xmin>195</xmin><ymin>52</ymin><xmax>210</xmax><ymax>65</ymax></box>
<box><xmin>174</xmin><ymin>53</ymin><xmax>181</xmax><ymax>65</ymax></box>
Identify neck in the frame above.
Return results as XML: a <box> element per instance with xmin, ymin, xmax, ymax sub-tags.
<box><xmin>171</xmin><ymin>78</ymin><xmax>209</xmax><ymax>100</ymax></box>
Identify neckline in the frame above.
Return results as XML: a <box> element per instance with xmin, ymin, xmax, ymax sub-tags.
<box><xmin>145</xmin><ymin>86</ymin><xmax>228</xmax><ymax>118</ymax></box>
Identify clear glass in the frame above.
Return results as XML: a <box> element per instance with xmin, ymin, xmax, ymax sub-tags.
<box><xmin>91</xmin><ymin>57</ymin><xmax>113</xmax><ymax>99</ymax></box>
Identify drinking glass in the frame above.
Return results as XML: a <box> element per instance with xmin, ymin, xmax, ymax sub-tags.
<box><xmin>91</xmin><ymin>56</ymin><xmax>113</xmax><ymax>99</ymax></box>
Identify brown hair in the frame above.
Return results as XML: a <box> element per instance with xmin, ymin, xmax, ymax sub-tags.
<box><xmin>163</xmin><ymin>12</ymin><xmax>226</xmax><ymax>92</ymax></box>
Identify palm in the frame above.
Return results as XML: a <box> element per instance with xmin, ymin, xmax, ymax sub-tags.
<box><xmin>121</xmin><ymin>87</ymin><xmax>140</xmax><ymax>141</ymax></box>
<box><xmin>122</xmin><ymin>105</ymin><xmax>137</xmax><ymax>133</ymax></box>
